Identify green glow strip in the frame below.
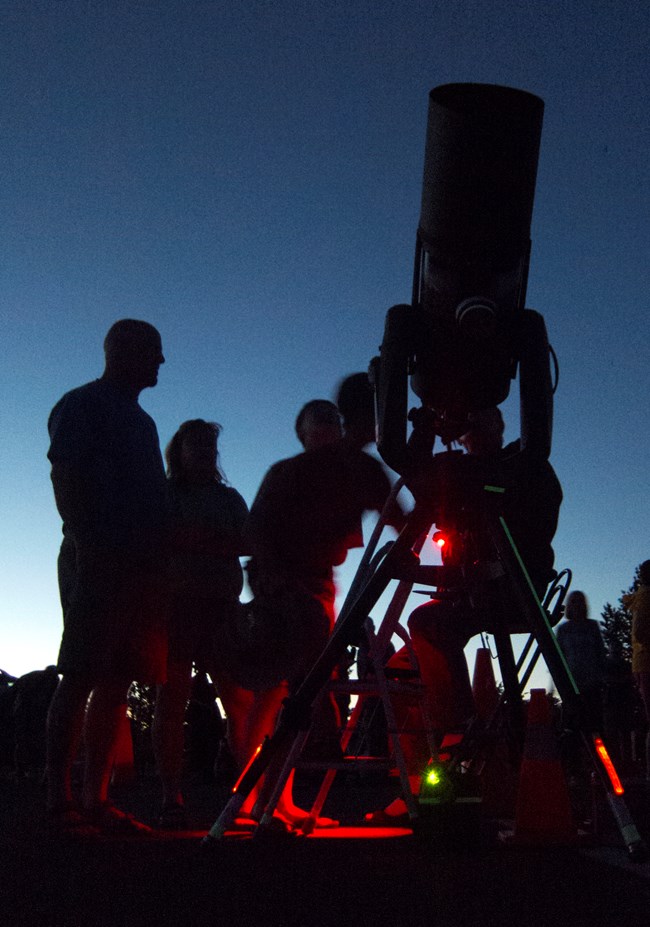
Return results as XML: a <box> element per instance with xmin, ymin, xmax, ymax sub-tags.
<box><xmin>483</xmin><ymin>484</ymin><xmax>506</xmax><ymax>494</ymax></box>
<box><xmin>499</xmin><ymin>515</ymin><xmax>579</xmax><ymax>695</ymax></box>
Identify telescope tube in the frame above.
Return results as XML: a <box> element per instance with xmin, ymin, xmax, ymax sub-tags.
<box><xmin>418</xmin><ymin>83</ymin><xmax>544</xmax><ymax>291</ymax></box>
<box><xmin>410</xmin><ymin>83</ymin><xmax>545</xmax><ymax>415</ymax></box>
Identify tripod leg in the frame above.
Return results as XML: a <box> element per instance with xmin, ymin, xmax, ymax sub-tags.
<box><xmin>302</xmin><ymin>608</ymin><xmax>426</xmax><ymax>833</ymax></box>
<box><xmin>492</xmin><ymin>630</ymin><xmax>525</xmax><ymax>754</ymax></box>
<box><xmin>490</xmin><ymin>516</ymin><xmax>580</xmax><ymax>706</ymax></box>
<box><xmin>203</xmin><ymin>508</ymin><xmax>431</xmax><ymax>844</ymax></box>
<box><xmin>362</xmin><ymin>618</ymin><xmax>419</xmax><ymax>820</ymax></box>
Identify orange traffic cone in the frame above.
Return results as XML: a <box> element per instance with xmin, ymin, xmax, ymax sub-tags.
<box><xmin>501</xmin><ymin>688</ymin><xmax>579</xmax><ymax>845</ymax></box>
<box><xmin>471</xmin><ymin>647</ymin><xmax>500</xmax><ymax>719</ymax></box>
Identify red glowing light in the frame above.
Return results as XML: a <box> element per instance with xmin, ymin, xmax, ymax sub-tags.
<box><xmin>594</xmin><ymin>737</ymin><xmax>624</xmax><ymax>795</ymax></box>
<box><xmin>232</xmin><ymin>744</ymin><xmax>262</xmax><ymax>793</ymax></box>
<box><xmin>433</xmin><ymin>532</ymin><xmax>447</xmax><ymax>549</ymax></box>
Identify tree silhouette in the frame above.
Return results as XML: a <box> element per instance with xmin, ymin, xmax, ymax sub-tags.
<box><xmin>600</xmin><ymin>564</ymin><xmax>642</xmax><ymax>663</ymax></box>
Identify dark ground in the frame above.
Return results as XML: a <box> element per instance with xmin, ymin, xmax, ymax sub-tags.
<box><xmin>2</xmin><ymin>765</ymin><xmax>650</xmax><ymax>927</ymax></box>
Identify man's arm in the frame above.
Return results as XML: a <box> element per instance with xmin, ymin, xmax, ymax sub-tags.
<box><xmin>49</xmin><ymin>460</ymin><xmax>93</xmax><ymax>532</ymax></box>
<box><xmin>47</xmin><ymin>389</ymin><xmax>98</xmax><ymax>537</ymax></box>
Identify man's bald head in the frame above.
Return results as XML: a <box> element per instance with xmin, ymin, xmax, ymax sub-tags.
<box><xmin>103</xmin><ymin>319</ymin><xmax>164</xmax><ymax>394</ymax></box>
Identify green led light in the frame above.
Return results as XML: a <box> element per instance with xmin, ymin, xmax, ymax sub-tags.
<box><xmin>425</xmin><ymin>767</ymin><xmax>442</xmax><ymax>787</ymax></box>
<box><xmin>419</xmin><ymin>762</ymin><xmax>457</xmax><ymax>805</ymax></box>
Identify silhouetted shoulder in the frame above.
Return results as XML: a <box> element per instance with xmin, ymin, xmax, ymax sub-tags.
<box><xmin>48</xmin><ymin>378</ymin><xmax>158</xmax><ymax>465</ymax></box>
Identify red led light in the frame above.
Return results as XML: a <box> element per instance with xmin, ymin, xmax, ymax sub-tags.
<box><xmin>232</xmin><ymin>744</ymin><xmax>262</xmax><ymax>793</ymax></box>
<box><xmin>594</xmin><ymin>737</ymin><xmax>624</xmax><ymax>795</ymax></box>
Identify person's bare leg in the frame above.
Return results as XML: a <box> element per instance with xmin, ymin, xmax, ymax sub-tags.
<box><xmin>214</xmin><ymin>680</ymin><xmax>333</xmax><ymax>824</ymax></box>
<box><xmin>45</xmin><ymin>674</ymin><xmax>92</xmax><ymax>813</ymax></box>
<box><xmin>80</xmin><ymin>679</ymin><xmax>131</xmax><ymax>813</ymax></box>
<box><xmin>409</xmin><ymin>626</ymin><xmax>475</xmax><ymax>733</ymax></box>
<box><xmin>213</xmin><ymin>676</ymin><xmax>264</xmax><ymax>817</ymax></box>
<box><xmin>241</xmin><ymin>687</ymin><xmax>338</xmax><ymax>827</ymax></box>
<box><xmin>236</xmin><ymin>686</ymin><xmax>288</xmax><ymax>816</ymax></box>
<box><xmin>272</xmin><ymin>761</ymin><xmax>339</xmax><ymax>827</ymax></box>
<box><xmin>245</xmin><ymin>686</ymin><xmax>288</xmax><ymax>757</ymax></box>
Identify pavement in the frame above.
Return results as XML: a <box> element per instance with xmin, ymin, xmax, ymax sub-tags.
<box><xmin>3</xmin><ymin>767</ymin><xmax>650</xmax><ymax>927</ymax></box>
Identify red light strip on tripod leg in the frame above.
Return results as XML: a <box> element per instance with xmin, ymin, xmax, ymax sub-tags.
<box><xmin>232</xmin><ymin>744</ymin><xmax>262</xmax><ymax>793</ymax></box>
<box><xmin>594</xmin><ymin>737</ymin><xmax>624</xmax><ymax>795</ymax></box>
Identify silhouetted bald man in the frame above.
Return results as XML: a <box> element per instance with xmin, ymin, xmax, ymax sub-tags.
<box><xmin>46</xmin><ymin>319</ymin><xmax>168</xmax><ymax>834</ymax></box>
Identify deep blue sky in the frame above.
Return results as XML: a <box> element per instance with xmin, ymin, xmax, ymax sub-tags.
<box><xmin>1</xmin><ymin>1</ymin><xmax>648</xmax><ymax>682</ymax></box>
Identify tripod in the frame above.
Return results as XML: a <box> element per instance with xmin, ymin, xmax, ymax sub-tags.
<box><xmin>204</xmin><ymin>459</ymin><xmax>647</xmax><ymax>861</ymax></box>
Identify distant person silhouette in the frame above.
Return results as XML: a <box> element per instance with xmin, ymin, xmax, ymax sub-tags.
<box><xmin>624</xmin><ymin>560</ymin><xmax>650</xmax><ymax>778</ymax></box>
<box><xmin>556</xmin><ymin>591</ymin><xmax>607</xmax><ymax>730</ymax></box>
<box><xmin>554</xmin><ymin>590</ymin><xmax>607</xmax><ymax>783</ymax></box>
<box><xmin>46</xmin><ymin>319</ymin><xmax>168</xmax><ymax>834</ymax></box>
<box><xmin>152</xmin><ymin>419</ymin><xmax>248</xmax><ymax>828</ymax></box>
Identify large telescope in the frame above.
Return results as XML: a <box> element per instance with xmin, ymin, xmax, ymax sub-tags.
<box><xmin>374</xmin><ymin>83</ymin><xmax>552</xmax><ymax>478</ymax></box>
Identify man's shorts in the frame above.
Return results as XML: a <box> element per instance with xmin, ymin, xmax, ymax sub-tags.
<box><xmin>56</xmin><ymin>536</ymin><xmax>168</xmax><ymax>684</ymax></box>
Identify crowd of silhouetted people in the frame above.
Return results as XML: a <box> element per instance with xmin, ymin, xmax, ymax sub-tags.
<box><xmin>2</xmin><ymin>319</ymin><xmax>649</xmax><ymax>837</ymax></box>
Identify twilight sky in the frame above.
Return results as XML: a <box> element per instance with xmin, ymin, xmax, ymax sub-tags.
<box><xmin>1</xmin><ymin>0</ymin><xmax>648</xmax><ymax>684</ymax></box>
